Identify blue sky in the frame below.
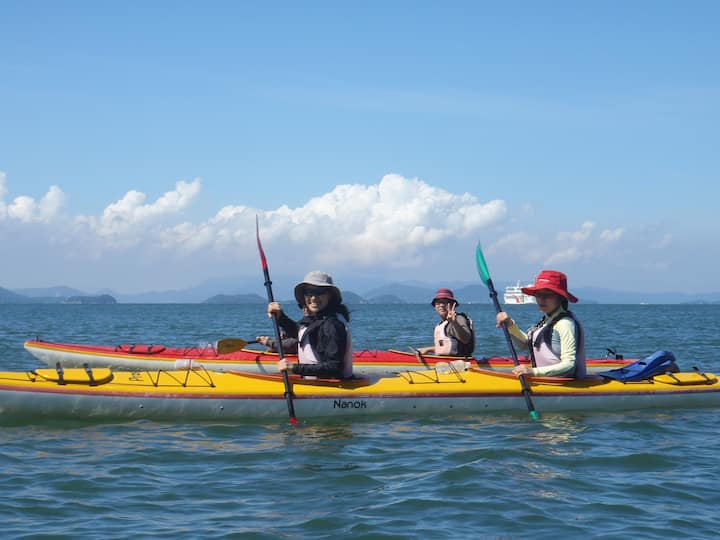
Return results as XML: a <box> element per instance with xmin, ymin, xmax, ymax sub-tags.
<box><xmin>1</xmin><ymin>1</ymin><xmax>718</xmax><ymax>295</ymax></box>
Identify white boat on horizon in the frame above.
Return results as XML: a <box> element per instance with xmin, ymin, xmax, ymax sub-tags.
<box><xmin>503</xmin><ymin>280</ymin><xmax>537</xmax><ymax>304</ymax></box>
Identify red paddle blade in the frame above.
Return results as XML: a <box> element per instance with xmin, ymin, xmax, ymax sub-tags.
<box><xmin>255</xmin><ymin>215</ymin><xmax>268</xmax><ymax>270</ymax></box>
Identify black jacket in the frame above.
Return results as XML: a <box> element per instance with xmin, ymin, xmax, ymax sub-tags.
<box><xmin>277</xmin><ymin>310</ymin><xmax>348</xmax><ymax>378</ymax></box>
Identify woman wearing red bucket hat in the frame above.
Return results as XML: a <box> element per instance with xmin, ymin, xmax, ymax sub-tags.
<box><xmin>417</xmin><ymin>288</ymin><xmax>475</xmax><ymax>356</ymax></box>
<box><xmin>496</xmin><ymin>270</ymin><xmax>586</xmax><ymax>378</ymax></box>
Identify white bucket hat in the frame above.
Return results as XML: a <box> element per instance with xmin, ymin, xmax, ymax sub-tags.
<box><xmin>293</xmin><ymin>271</ymin><xmax>343</xmax><ymax>306</ymax></box>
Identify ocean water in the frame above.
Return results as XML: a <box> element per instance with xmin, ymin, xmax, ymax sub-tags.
<box><xmin>1</xmin><ymin>303</ymin><xmax>719</xmax><ymax>539</ymax></box>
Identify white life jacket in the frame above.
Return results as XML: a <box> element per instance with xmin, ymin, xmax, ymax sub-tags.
<box><xmin>527</xmin><ymin>312</ymin><xmax>586</xmax><ymax>378</ymax></box>
<box><xmin>298</xmin><ymin>314</ymin><xmax>353</xmax><ymax>378</ymax></box>
<box><xmin>433</xmin><ymin>315</ymin><xmax>474</xmax><ymax>356</ymax></box>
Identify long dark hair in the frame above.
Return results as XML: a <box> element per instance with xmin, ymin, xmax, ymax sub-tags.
<box><xmin>327</xmin><ymin>296</ymin><xmax>351</xmax><ymax>322</ymax></box>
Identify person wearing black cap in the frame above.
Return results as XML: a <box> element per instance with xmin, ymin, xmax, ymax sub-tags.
<box><xmin>267</xmin><ymin>271</ymin><xmax>353</xmax><ymax>379</ymax></box>
<box><xmin>417</xmin><ymin>288</ymin><xmax>475</xmax><ymax>356</ymax></box>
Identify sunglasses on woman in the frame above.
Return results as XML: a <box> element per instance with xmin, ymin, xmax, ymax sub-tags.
<box><xmin>303</xmin><ymin>288</ymin><xmax>329</xmax><ymax>298</ymax></box>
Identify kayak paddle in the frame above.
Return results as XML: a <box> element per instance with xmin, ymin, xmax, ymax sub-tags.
<box><xmin>256</xmin><ymin>216</ymin><xmax>298</xmax><ymax>424</ymax></box>
<box><xmin>408</xmin><ymin>346</ymin><xmax>430</xmax><ymax>368</ymax></box>
<box><xmin>215</xmin><ymin>338</ymin><xmax>258</xmax><ymax>355</ymax></box>
<box><xmin>476</xmin><ymin>241</ymin><xmax>540</xmax><ymax>420</ymax></box>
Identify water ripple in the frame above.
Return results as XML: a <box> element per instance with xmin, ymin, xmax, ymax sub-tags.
<box><xmin>2</xmin><ymin>304</ymin><xmax>720</xmax><ymax>538</ymax></box>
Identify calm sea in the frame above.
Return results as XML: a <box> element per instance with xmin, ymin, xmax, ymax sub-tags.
<box><xmin>1</xmin><ymin>303</ymin><xmax>719</xmax><ymax>539</ymax></box>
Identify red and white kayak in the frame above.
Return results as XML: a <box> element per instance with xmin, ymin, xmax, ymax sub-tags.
<box><xmin>24</xmin><ymin>339</ymin><xmax>632</xmax><ymax>376</ymax></box>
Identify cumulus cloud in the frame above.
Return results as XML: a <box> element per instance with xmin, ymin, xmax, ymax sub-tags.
<box><xmin>0</xmin><ymin>168</ymin><xmax>689</xmax><ymax>291</ymax></box>
<box><xmin>542</xmin><ymin>222</ymin><xmax>626</xmax><ymax>265</ymax></box>
<box><xmin>0</xmin><ymin>171</ymin><xmax>66</xmax><ymax>223</ymax></box>
<box><xmin>557</xmin><ymin>221</ymin><xmax>595</xmax><ymax>243</ymax></box>
<box><xmin>76</xmin><ymin>179</ymin><xmax>201</xmax><ymax>243</ymax></box>
<box><xmin>157</xmin><ymin>174</ymin><xmax>506</xmax><ymax>268</ymax></box>
<box><xmin>489</xmin><ymin>221</ymin><xmax>629</xmax><ymax>268</ymax></box>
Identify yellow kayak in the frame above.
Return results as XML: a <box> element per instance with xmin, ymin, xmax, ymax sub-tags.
<box><xmin>0</xmin><ymin>364</ymin><xmax>718</xmax><ymax>422</ymax></box>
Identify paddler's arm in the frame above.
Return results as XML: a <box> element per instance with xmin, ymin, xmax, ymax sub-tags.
<box><xmin>447</xmin><ymin>313</ymin><xmax>473</xmax><ymax>344</ymax></box>
<box><xmin>496</xmin><ymin>312</ymin><xmax>529</xmax><ymax>350</ymax></box>
<box><xmin>267</xmin><ymin>302</ymin><xmax>299</xmax><ymax>339</ymax></box>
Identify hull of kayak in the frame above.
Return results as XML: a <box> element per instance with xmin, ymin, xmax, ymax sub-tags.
<box><xmin>0</xmin><ymin>366</ymin><xmax>718</xmax><ymax>422</ymax></box>
<box><xmin>23</xmin><ymin>340</ymin><xmax>631</xmax><ymax>375</ymax></box>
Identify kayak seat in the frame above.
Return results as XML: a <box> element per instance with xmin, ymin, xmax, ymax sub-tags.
<box><xmin>597</xmin><ymin>350</ymin><xmax>678</xmax><ymax>382</ymax></box>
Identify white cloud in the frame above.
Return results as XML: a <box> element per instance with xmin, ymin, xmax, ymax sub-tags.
<box><xmin>557</xmin><ymin>221</ymin><xmax>595</xmax><ymax>243</ymax></box>
<box><xmin>545</xmin><ymin>246</ymin><xmax>583</xmax><ymax>265</ymax></box>
<box><xmin>600</xmin><ymin>227</ymin><xmax>624</xmax><ymax>243</ymax></box>
<box><xmin>0</xmin><ymin>171</ymin><xmax>66</xmax><ymax>223</ymax></box>
<box><xmin>1</xmin><ymin>170</ymin><xmax>684</xmax><ymax>292</ymax></box>
<box><xmin>488</xmin><ymin>232</ymin><xmax>543</xmax><ymax>263</ymax></box>
<box><xmin>156</xmin><ymin>174</ymin><xmax>507</xmax><ymax>269</ymax></box>
<box><xmin>0</xmin><ymin>171</ymin><xmax>7</xmax><ymax>201</ymax></box>
<box><xmin>490</xmin><ymin>221</ymin><xmax>630</xmax><ymax>268</ymax></box>
<box><xmin>40</xmin><ymin>186</ymin><xmax>66</xmax><ymax>220</ymax></box>
<box><xmin>76</xmin><ymin>178</ymin><xmax>201</xmax><ymax>242</ymax></box>
<box><xmin>7</xmin><ymin>195</ymin><xmax>37</xmax><ymax>222</ymax></box>
<box><xmin>543</xmin><ymin>221</ymin><xmax>628</xmax><ymax>265</ymax></box>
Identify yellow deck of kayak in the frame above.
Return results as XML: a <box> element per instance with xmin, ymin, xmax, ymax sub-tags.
<box><xmin>0</xmin><ymin>366</ymin><xmax>715</xmax><ymax>397</ymax></box>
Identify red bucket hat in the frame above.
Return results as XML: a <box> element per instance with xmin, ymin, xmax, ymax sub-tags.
<box><xmin>521</xmin><ymin>270</ymin><xmax>578</xmax><ymax>303</ymax></box>
<box><xmin>431</xmin><ymin>288</ymin><xmax>458</xmax><ymax>306</ymax></box>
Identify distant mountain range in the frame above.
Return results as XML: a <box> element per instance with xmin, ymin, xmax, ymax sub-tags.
<box><xmin>3</xmin><ymin>281</ymin><xmax>720</xmax><ymax>305</ymax></box>
<box><xmin>0</xmin><ymin>287</ymin><xmax>117</xmax><ymax>305</ymax></box>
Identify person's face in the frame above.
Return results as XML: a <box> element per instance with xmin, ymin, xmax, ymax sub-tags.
<box><xmin>534</xmin><ymin>290</ymin><xmax>562</xmax><ymax>314</ymax></box>
<box><xmin>303</xmin><ymin>287</ymin><xmax>330</xmax><ymax>314</ymax></box>
<box><xmin>433</xmin><ymin>299</ymin><xmax>455</xmax><ymax>319</ymax></box>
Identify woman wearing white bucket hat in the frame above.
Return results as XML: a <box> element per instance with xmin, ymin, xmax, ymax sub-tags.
<box><xmin>267</xmin><ymin>271</ymin><xmax>353</xmax><ymax>379</ymax></box>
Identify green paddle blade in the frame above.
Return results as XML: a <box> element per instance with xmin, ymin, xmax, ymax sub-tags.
<box><xmin>475</xmin><ymin>242</ymin><xmax>491</xmax><ymax>285</ymax></box>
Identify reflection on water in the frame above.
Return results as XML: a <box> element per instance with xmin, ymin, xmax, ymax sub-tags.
<box><xmin>530</xmin><ymin>415</ymin><xmax>588</xmax><ymax>455</ymax></box>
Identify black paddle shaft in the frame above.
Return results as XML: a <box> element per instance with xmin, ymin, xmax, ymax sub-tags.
<box><xmin>486</xmin><ymin>277</ymin><xmax>538</xmax><ymax>417</ymax></box>
<box><xmin>256</xmin><ymin>218</ymin><xmax>297</xmax><ymax>423</ymax></box>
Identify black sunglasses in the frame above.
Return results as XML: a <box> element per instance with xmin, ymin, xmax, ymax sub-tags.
<box><xmin>303</xmin><ymin>287</ymin><xmax>329</xmax><ymax>297</ymax></box>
